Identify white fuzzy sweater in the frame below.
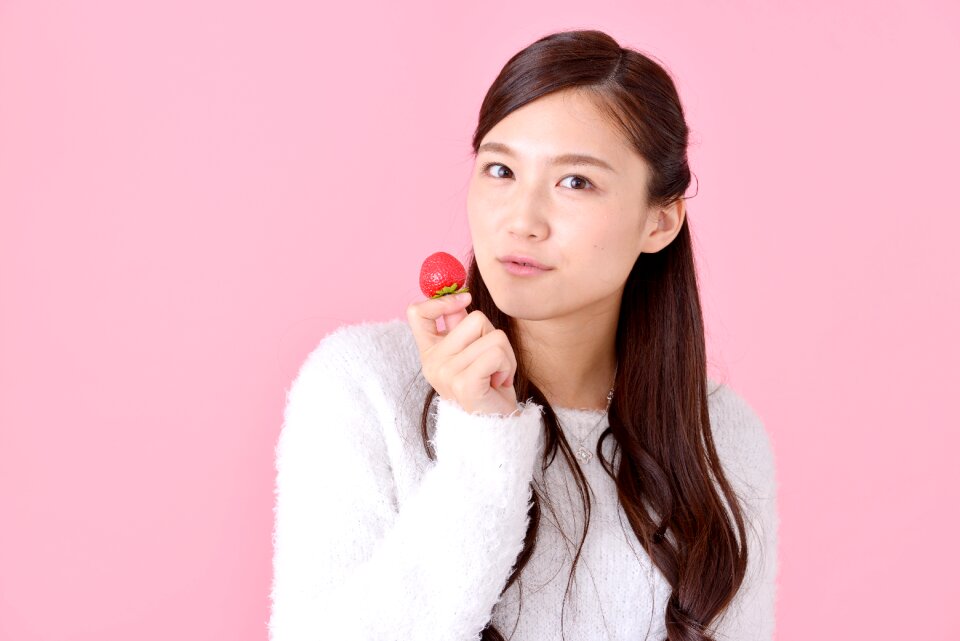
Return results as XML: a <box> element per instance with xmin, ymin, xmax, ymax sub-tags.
<box><xmin>268</xmin><ymin>318</ymin><xmax>778</xmax><ymax>641</ymax></box>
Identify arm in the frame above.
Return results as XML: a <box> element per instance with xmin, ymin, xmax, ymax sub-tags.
<box><xmin>709</xmin><ymin>401</ymin><xmax>780</xmax><ymax>641</ymax></box>
<box><xmin>268</xmin><ymin>334</ymin><xmax>544</xmax><ymax>641</ymax></box>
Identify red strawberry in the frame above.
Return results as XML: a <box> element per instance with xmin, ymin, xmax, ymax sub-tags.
<box><xmin>419</xmin><ymin>251</ymin><xmax>469</xmax><ymax>299</ymax></box>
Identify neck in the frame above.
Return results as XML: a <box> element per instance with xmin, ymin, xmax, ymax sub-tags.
<box><xmin>514</xmin><ymin>307</ymin><xmax>619</xmax><ymax>411</ymax></box>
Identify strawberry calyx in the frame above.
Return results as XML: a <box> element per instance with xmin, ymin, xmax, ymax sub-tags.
<box><xmin>430</xmin><ymin>283</ymin><xmax>470</xmax><ymax>298</ymax></box>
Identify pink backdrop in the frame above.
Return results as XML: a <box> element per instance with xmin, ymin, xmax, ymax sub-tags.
<box><xmin>2</xmin><ymin>1</ymin><xmax>958</xmax><ymax>639</ymax></box>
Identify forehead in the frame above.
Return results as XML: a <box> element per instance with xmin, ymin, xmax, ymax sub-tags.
<box><xmin>479</xmin><ymin>89</ymin><xmax>636</xmax><ymax>167</ymax></box>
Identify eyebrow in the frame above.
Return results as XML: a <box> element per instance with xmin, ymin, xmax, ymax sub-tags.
<box><xmin>477</xmin><ymin>141</ymin><xmax>616</xmax><ymax>173</ymax></box>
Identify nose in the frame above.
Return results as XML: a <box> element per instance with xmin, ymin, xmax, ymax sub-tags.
<box><xmin>504</xmin><ymin>182</ymin><xmax>550</xmax><ymax>240</ymax></box>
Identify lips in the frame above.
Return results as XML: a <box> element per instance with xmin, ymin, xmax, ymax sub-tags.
<box><xmin>497</xmin><ymin>254</ymin><xmax>553</xmax><ymax>270</ymax></box>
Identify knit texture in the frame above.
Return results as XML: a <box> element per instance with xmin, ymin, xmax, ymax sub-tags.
<box><xmin>268</xmin><ymin>318</ymin><xmax>778</xmax><ymax>641</ymax></box>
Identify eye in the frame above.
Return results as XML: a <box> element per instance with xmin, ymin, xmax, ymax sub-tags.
<box><xmin>559</xmin><ymin>175</ymin><xmax>594</xmax><ymax>190</ymax></box>
<box><xmin>480</xmin><ymin>162</ymin><xmax>512</xmax><ymax>179</ymax></box>
<box><xmin>479</xmin><ymin>162</ymin><xmax>595</xmax><ymax>191</ymax></box>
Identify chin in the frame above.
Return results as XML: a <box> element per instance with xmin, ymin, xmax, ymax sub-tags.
<box><xmin>486</xmin><ymin>287</ymin><xmax>554</xmax><ymax>321</ymax></box>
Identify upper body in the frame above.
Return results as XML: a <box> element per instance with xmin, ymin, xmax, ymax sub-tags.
<box><xmin>267</xmin><ymin>318</ymin><xmax>779</xmax><ymax>641</ymax></box>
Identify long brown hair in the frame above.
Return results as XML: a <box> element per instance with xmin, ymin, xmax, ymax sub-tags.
<box><xmin>417</xmin><ymin>30</ymin><xmax>749</xmax><ymax>641</ymax></box>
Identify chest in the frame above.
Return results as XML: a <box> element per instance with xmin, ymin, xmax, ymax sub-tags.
<box><xmin>492</xmin><ymin>440</ymin><xmax>673</xmax><ymax>640</ymax></box>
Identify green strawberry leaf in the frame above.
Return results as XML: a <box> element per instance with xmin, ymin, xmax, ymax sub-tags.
<box><xmin>431</xmin><ymin>283</ymin><xmax>469</xmax><ymax>298</ymax></box>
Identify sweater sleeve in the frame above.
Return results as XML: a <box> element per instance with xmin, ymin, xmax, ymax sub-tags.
<box><xmin>708</xmin><ymin>397</ymin><xmax>780</xmax><ymax>641</ymax></box>
<box><xmin>268</xmin><ymin>332</ymin><xmax>545</xmax><ymax>641</ymax></box>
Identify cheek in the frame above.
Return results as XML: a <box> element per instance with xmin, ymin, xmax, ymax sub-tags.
<box><xmin>581</xmin><ymin>228</ymin><xmax>635</xmax><ymax>281</ymax></box>
<box><xmin>466</xmin><ymin>209</ymin><xmax>489</xmax><ymax>241</ymax></box>
<box><xmin>597</xmin><ymin>214</ymin><xmax>639</xmax><ymax>252</ymax></box>
<box><xmin>467</xmin><ymin>200</ymin><xmax>500</xmax><ymax>237</ymax></box>
<box><xmin>466</xmin><ymin>197</ymin><xmax>485</xmax><ymax>230</ymax></box>
<box><xmin>572</xmin><ymin>223</ymin><xmax>616</xmax><ymax>255</ymax></box>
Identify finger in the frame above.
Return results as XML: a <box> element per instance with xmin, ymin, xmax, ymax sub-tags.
<box><xmin>442</xmin><ymin>307</ymin><xmax>468</xmax><ymax>334</ymax></box>
<box><xmin>439</xmin><ymin>309</ymin><xmax>498</xmax><ymax>357</ymax></box>
<box><xmin>406</xmin><ymin>293</ymin><xmax>472</xmax><ymax>354</ymax></box>
<box><xmin>492</xmin><ymin>369</ymin><xmax>515</xmax><ymax>388</ymax></box>
<box><xmin>460</xmin><ymin>346</ymin><xmax>513</xmax><ymax>396</ymax></box>
<box><xmin>444</xmin><ymin>329</ymin><xmax>516</xmax><ymax>386</ymax></box>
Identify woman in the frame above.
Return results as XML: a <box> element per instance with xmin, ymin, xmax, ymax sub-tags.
<box><xmin>269</xmin><ymin>29</ymin><xmax>778</xmax><ymax>641</ymax></box>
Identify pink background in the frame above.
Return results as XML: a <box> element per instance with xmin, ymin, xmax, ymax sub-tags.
<box><xmin>2</xmin><ymin>1</ymin><xmax>958</xmax><ymax>639</ymax></box>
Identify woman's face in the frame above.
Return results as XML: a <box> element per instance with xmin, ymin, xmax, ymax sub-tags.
<box><xmin>467</xmin><ymin>88</ymin><xmax>667</xmax><ymax>322</ymax></box>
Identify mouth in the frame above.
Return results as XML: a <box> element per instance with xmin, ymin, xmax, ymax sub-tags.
<box><xmin>497</xmin><ymin>255</ymin><xmax>553</xmax><ymax>270</ymax></box>
<box><xmin>498</xmin><ymin>257</ymin><xmax>553</xmax><ymax>277</ymax></box>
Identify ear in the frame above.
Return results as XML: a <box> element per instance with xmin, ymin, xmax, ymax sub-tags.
<box><xmin>639</xmin><ymin>198</ymin><xmax>686</xmax><ymax>254</ymax></box>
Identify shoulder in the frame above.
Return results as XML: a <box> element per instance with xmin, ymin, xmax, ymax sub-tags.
<box><xmin>303</xmin><ymin>317</ymin><xmax>417</xmax><ymax>370</ymax></box>
<box><xmin>705</xmin><ymin>379</ymin><xmax>777</xmax><ymax>500</ymax></box>
<box><xmin>291</xmin><ymin>317</ymin><xmax>422</xmax><ymax>401</ymax></box>
<box><xmin>704</xmin><ymin>380</ymin><xmax>780</xmax><ymax>640</ymax></box>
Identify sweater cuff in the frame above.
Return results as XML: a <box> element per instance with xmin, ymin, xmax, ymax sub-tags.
<box><xmin>431</xmin><ymin>396</ymin><xmax>545</xmax><ymax>480</ymax></box>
